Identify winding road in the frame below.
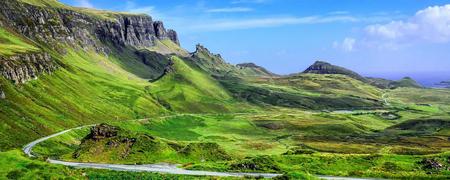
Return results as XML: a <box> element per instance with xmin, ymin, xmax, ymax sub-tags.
<box><xmin>23</xmin><ymin>123</ymin><xmax>378</xmax><ymax>179</ymax></box>
<box><xmin>23</xmin><ymin>124</ymin><xmax>281</xmax><ymax>178</ymax></box>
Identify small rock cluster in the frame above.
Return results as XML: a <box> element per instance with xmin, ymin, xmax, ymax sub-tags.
<box><xmin>0</xmin><ymin>90</ymin><xmax>5</xmax><ymax>99</ymax></box>
<box><xmin>89</xmin><ymin>124</ymin><xmax>120</xmax><ymax>140</ymax></box>
<box><xmin>420</xmin><ymin>158</ymin><xmax>444</xmax><ymax>170</ymax></box>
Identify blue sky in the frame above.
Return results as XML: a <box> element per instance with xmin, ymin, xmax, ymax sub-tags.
<box><xmin>61</xmin><ymin>0</ymin><xmax>450</xmax><ymax>82</ymax></box>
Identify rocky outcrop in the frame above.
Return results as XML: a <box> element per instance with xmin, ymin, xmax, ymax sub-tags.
<box><xmin>0</xmin><ymin>52</ymin><xmax>57</xmax><ymax>84</ymax></box>
<box><xmin>193</xmin><ymin>44</ymin><xmax>222</xmax><ymax>58</ymax></box>
<box><xmin>167</xmin><ymin>29</ymin><xmax>180</xmax><ymax>45</ymax></box>
<box><xmin>303</xmin><ymin>61</ymin><xmax>367</xmax><ymax>82</ymax></box>
<box><xmin>0</xmin><ymin>0</ymin><xmax>180</xmax><ymax>53</ymax></box>
<box><xmin>420</xmin><ymin>158</ymin><xmax>444</xmax><ymax>170</ymax></box>
<box><xmin>0</xmin><ymin>89</ymin><xmax>5</xmax><ymax>99</ymax></box>
<box><xmin>87</xmin><ymin>124</ymin><xmax>120</xmax><ymax>140</ymax></box>
<box><xmin>190</xmin><ymin>44</ymin><xmax>237</xmax><ymax>76</ymax></box>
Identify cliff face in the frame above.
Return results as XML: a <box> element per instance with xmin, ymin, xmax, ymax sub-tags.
<box><xmin>0</xmin><ymin>0</ymin><xmax>179</xmax><ymax>50</ymax></box>
<box><xmin>0</xmin><ymin>52</ymin><xmax>57</xmax><ymax>84</ymax></box>
<box><xmin>0</xmin><ymin>0</ymin><xmax>179</xmax><ymax>85</ymax></box>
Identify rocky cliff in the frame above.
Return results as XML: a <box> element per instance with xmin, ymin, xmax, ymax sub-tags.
<box><xmin>0</xmin><ymin>52</ymin><xmax>57</xmax><ymax>84</ymax></box>
<box><xmin>1</xmin><ymin>0</ymin><xmax>179</xmax><ymax>50</ymax></box>
<box><xmin>0</xmin><ymin>0</ymin><xmax>179</xmax><ymax>84</ymax></box>
<box><xmin>190</xmin><ymin>44</ymin><xmax>236</xmax><ymax>75</ymax></box>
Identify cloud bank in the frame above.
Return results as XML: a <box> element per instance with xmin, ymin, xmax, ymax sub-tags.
<box><xmin>365</xmin><ymin>4</ymin><xmax>450</xmax><ymax>43</ymax></box>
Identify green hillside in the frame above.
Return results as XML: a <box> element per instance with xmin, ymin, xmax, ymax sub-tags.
<box><xmin>0</xmin><ymin>47</ymin><xmax>167</xmax><ymax>150</ymax></box>
<box><xmin>0</xmin><ymin>0</ymin><xmax>449</xmax><ymax>179</ymax></box>
<box><xmin>149</xmin><ymin>56</ymin><xmax>243</xmax><ymax>113</ymax></box>
<box><xmin>0</xmin><ymin>27</ymin><xmax>40</xmax><ymax>56</ymax></box>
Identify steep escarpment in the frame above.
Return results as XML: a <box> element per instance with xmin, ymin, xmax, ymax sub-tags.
<box><xmin>0</xmin><ymin>0</ymin><xmax>179</xmax><ymax>51</ymax></box>
<box><xmin>0</xmin><ymin>0</ymin><xmax>180</xmax><ymax>84</ymax></box>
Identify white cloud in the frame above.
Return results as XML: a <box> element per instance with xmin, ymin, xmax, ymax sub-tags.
<box><xmin>188</xmin><ymin>16</ymin><xmax>358</xmax><ymax>31</ymax></box>
<box><xmin>329</xmin><ymin>11</ymin><xmax>350</xmax><ymax>15</ymax></box>
<box><xmin>333</xmin><ymin>38</ymin><xmax>356</xmax><ymax>52</ymax></box>
<box><xmin>206</xmin><ymin>7</ymin><xmax>253</xmax><ymax>13</ymax></box>
<box><xmin>74</xmin><ymin>0</ymin><xmax>93</xmax><ymax>8</ymax></box>
<box><xmin>365</xmin><ymin>4</ymin><xmax>450</xmax><ymax>43</ymax></box>
<box><xmin>127</xmin><ymin>6</ymin><xmax>156</xmax><ymax>15</ymax></box>
<box><xmin>231</xmin><ymin>0</ymin><xmax>269</xmax><ymax>4</ymax></box>
<box><xmin>124</xmin><ymin>1</ymin><xmax>161</xmax><ymax>20</ymax></box>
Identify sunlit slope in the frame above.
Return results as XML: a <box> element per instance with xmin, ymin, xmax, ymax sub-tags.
<box><xmin>220</xmin><ymin>74</ymin><xmax>384</xmax><ymax>110</ymax></box>
<box><xmin>149</xmin><ymin>56</ymin><xmax>247</xmax><ymax>113</ymax></box>
<box><xmin>0</xmin><ymin>46</ymin><xmax>167</xmax><ymax>150</ymax></box>
<box><xmin>0</xmin><ymin>27</ymin><xmax>40</xmax><ymax>56</ymax></box>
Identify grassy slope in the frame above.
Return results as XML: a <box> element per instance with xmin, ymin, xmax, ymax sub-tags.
<box><xmin>147</xmin><ymin>39</ymin><xmax>190</xmax><ymax>56</ymax></box>
<box><xmin>33</xmin><ymin>112</ymin><xmax>450</xmax><ymax>179</ymax></box>
<box><xmin>220</xmin><ymin>74</ymin><xmax>383</xmax><ymax>110</ymax></box>
<box><xmin>0</xmin><ymin>150</ymin><xmax>241</xmax><ymax>180</ymax></box>
<box><xmin>18</xmin><ymin>0</ymin><xmax>138</xmax><ymax>20</ymax></box>
<box><xmin>149</xmin><ymin>56</ymin><xmax>253</xmax><ymax>113</ymax></box>
<box><xmin>0</xmin><ymin>27</ymin><xmax>40</xmax><ymax>56</ymax></box>
<box><xmin>0</xmin><ymin>47</ymin><xmax>168</xmax><ymax>150</ymax></box>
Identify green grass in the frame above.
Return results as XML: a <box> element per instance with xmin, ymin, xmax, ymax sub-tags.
<box><xmin>0</xmin><ymin>47</ymin><xmax>168</xmax><ymax>150</ymax></box>
<box><xmin>18</xmin><ymin>0</ymin><xmax>140</xmax><ymax>20</ymax></box>
<box><xmin>0</xmin><ymin>150</ymin><xmax>85</xmax><ymax>179</ymax></box>
<box><xmin>2</xmin><ymin>1</ymin><xmax>450</xmax><ymax>178</ymax></box>
<box><xmin>149</xmin><ymin>56</ymin><xmax>252</xmax><ymax>113</ymax></box>
<box><xmin>219</xmin><ymin>75</ymin><xmax>383</xmax><ymax>110</ymax></box>
<box><xmin>0</xmin><ymin>150</ymin><xmax>242</xmax><ymax>179</ymax></box>
<box><xmin>0</xmin><ymin>27</ymin><xmax>40</xmax><ymax>56</ymax></box>
<box><xmin>146</xmin><ymin>39</ymin><xmax>190</xmax><ymax>56</ymax></box>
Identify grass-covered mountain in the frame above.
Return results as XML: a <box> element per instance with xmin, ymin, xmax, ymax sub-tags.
<box><xmin>367</xmin><ymin>77</ymin><xmax>423</xmax><ymax>89</ymax></box>
<box><xmin>302</xmin><ymin>61</ymin><xmax>423</xmax><ymax>89</ymax></box>
<box><xmin>0</xmin><ymin>0</ymin><xmax>449</xmax><ymax>179</ymax></box>
<box><xmin>302</xmin><ymin>61</ymin><xmax>367</xmax><ymax>82</ymax></box>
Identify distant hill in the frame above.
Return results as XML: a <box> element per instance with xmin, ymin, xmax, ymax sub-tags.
<box><xmin>367</xmin><ymin>77</ymin><xmax>423</xmax><ymax>89</ymax></box>
<box><xmin>236</xmin><ymin>63</ymin><xmax>277</xmax><ymax>77</ymax></box>
<box><xmin>301</xmin><ymin>61</ymin><xmax>422</xmax><ymax>89</ymax></box>
<box><xmin>436</xmin><ymin>80</ymin><xmax>450</xmax><ymax>88</ymax></box>
<box><xmin>302</xmin><ymin>61</ymin><xmax>367</xmax><ymax>82</ymax></box>
<box><xmin>190</xmin><ymin>44</ymin><xmax>276</xmax><ymax>77</ymax></box>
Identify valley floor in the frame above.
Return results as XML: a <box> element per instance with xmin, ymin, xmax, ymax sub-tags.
<box><xmin>18</xmin><ymin>103</ymin><xmax>450</xmax><ymax>179</ymax></box>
